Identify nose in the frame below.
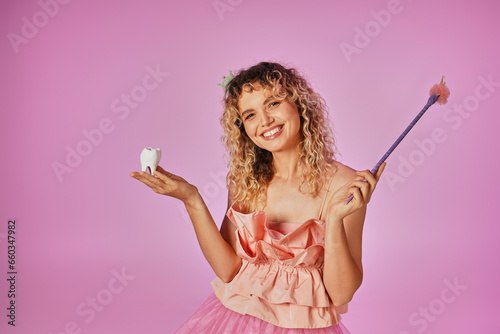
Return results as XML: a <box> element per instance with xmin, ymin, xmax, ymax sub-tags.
<box><xmin>260</xmin><ymin>111</ymin><xmax>274</xmax><ymax>127</ymax></box>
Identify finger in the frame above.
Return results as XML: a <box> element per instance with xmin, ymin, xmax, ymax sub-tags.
<box><xmin>374</xmin><ymin>162</ymin><xmax>387</xmax><ymax>180</ymax></box>
<box><xmin>346</xmin><ymin>172</ymin><xmax>370</xmax><ymax>196</ymax></box>
<box><xmin>350</xmin><ymin>175</ymin><xmax>365</xmax><ymax>184</ymax></box>
<box><xmin>350</xmin><ymin>178</ymin><xmax>370</xmax><ymax>189</ymax></box>
<box><xmin>156</xmin><ymin>166</ymin><xmax>178</xmax><ymax>180</ymax></box>
<box><xmin>350</xmin><ymin>180</ymin><xmax>370</xmax><ymax>200</ymax></box>
<box><xmin>356</xmin><ymin>168</ymin><xmax>380</xmax><ymax>190</ymax></box>
<box><xmin>137</xmin><ymin>170</ymin><xmax>156</xmax><ymax>179</ymax></box>
<box><xmin>130</xmin><ymin>171</ymin><xmax>151</xmax><ymax>182</ymax></box>
<box><xmin>348</xmin><ymin>186</ymin><xmax>364</xmax><ymax>206</ymax></box>
<box><xmin>366</xmin><ymin>163</ymin><xmax>386</xmax><ymax>182</ymax></box>
<box><xmin>350</xmin><ymin>170</ymin><xmax>372</xmax><ymax>186</ymax></box>
<box><xmin>156</xmin><ymin>165</ymin><xmax>172</xmax><ymax>177</ymax></box>
<box><xmin>356</xmin><ymin>169</ymin><xmax>374</xmax><ymax>182</ymax></box>
<box><xmin>361</xmin><ymin>173</ymin><xmax>378</xmax><ymax>193</ymax></box>
<box><xmin>135</xmin><ymin>172</ymin><xmax>165</xmax><ymax>188</ymax></box>
<box><xmin>154</xmin><ymin>169</ymin><xmax>172</xmax><ymax>183</ymax></box>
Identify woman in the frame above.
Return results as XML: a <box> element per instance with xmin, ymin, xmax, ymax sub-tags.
<box><xmin>131</xmin><ymin>62</ymin><xmax>385</xmax><ymax>333</ymax></box>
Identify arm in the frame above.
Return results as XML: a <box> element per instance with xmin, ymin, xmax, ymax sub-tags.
<box><xmin>322</xmin><ymin>163</ymin><xmax>386</xmax><ymax>307</ymax></box>
<box><xmin>130</xmin><ymin>166</ymin><xmax>241</xmax><ymax>283</ymax></box>
<box><xmin>323</xmin><ymin>200</ymin><xmax>365</xmax><ymax>307</ymax></box>
<box><xmin>185</xmin><ymin>190</ymin><xmax>242</xmax><ymax>283</ymax></box>
<box><xmin>218</xmin><ymin>192</ymin><xmax>242</xmax><ymax>282</ymax></box>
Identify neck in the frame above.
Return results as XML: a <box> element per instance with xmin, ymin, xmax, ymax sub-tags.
<box><xmin>271</xmin><ymin>145</ymin><xmax>302</xmax><ymax>181</ymax></box>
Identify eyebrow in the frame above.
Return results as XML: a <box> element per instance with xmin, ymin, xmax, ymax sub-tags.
<box><xmin>241</xmin><ymin>96</ymin><xmax>276</xmax><ymax>118</ymax></box>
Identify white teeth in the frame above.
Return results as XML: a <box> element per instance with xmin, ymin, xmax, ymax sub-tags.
<box><xmin>263</xmin><ymin>126</ymin><xmax>282</xmax><ymax>137</ymax></box>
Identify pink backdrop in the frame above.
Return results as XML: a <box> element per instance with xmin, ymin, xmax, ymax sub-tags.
<box><xmin>1</xmin><ymin>0</ymin><xmax>499</xmax><ymax>333</ymax></box>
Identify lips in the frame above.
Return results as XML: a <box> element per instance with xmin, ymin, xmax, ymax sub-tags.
<box><xmin>261</xmin><ymin>125</ymin><xmax>283</xmax><ymax>140</ymax></box>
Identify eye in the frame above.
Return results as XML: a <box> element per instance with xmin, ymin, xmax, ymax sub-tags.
<box><xmin>268</xmin><ymin>101</ymin><xmax>280</xmax><ymax>109</ymax></box>
<box><xmin>244</xmin><ymin>112</ymin><xmax>255</xmax><ymax>120</ymax></box>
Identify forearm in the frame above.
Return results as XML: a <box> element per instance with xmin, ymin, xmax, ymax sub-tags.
<box><xmin>323</xmin><ymin>217</ymin><xmax>363</xmax><ymax>307</ymax></box>
<box><xmin>184</xmin><ymin>190</ymin><xmax>241</xmax><ymax>282</ymax></box>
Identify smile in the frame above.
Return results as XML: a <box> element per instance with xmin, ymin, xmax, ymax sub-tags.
<box><xmin>262</xmin><ymin>125</ymin><xmax>283</xmax><ymax>139</ymax></box>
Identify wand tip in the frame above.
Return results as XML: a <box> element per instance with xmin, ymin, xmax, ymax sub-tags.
<box><xmin>429</xmin><ymin>75</ymin><xmax>450</xmax><ymax>105</ymax></box>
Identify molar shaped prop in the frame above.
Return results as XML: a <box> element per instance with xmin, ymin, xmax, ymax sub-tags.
<box><xmin>140</xmin><ymin>147</ymin><xmax>162</xmax><ymax>174</ymax></box>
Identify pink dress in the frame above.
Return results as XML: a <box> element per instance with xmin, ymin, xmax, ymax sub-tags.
<box><xmin>175</xmin><ymin>173</ymin><xmax>351</xmax><ymax>333</ymax></box>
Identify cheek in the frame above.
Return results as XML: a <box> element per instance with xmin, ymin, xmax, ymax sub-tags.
<box><xmin>285</xmin><ymin>103</ymin><xmax>300</xmax><ymax>122</ymax></box>
<box><xmin>288</xmin><ymin>110</ymin><xmax>301</xmax><ymax>130</ymax></box>
<box><xmin>242</xmin><ymin>124</ymin><xmax>251</xmax><ymax>136</ymax></box>
<box><xmin>243</xmin><ymin>121</ymin><xmax>258</xmax><ymax>136</ymax></box>
<box><xmin>242</xmin><ymin>124</ymin><xmax>267</xmax><ymax>148</ymax></box>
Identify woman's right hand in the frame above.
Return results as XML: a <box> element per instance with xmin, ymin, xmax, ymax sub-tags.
<box><xmin>130</xmin><ymin>165</ymin><xmax>198</xmax><ymax>204</ymax></box>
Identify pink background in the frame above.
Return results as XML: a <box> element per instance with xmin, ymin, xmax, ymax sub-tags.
<box><xmin>1</xmin><ymin>0</ymin><xmax>499</xmax><ymax>333</ymax></box>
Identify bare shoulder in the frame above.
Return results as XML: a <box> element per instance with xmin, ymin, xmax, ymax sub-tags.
<box><xmin>329</xmin><ymin>161</ymin><xmax>358</xmax><ymax>190</ymax></box>
<box><xmin>318</xmin><ymin>162</ymin><xmax>359</xmax><ymax>221</ymax></box>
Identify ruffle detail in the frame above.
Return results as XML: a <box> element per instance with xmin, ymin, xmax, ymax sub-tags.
<box><xmin>221</xmin><ymin>260</ymin><xmax>330</xmax><ymax>307</ymax></box>
<box><xmin>211</xmin><ymin>203</ymin><xmax>348</xmax><ymax>329</ymax></box>
<box><xmin>228</xmin><ymin>205</ymin><xmax>327</xmax><ymax>266</ymax></box>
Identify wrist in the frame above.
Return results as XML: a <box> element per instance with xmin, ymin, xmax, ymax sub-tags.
<box><xmin>326</xmin><ymin>210</ymin><xmax>344</xmax><ymax>225</ymax></box>
<box><xmin>324</xmin><ymin>214</ymin><xmax>346</xmax><ymax>247</ymax></box>
<box><xmin>183</xmin><ymin>186</ymin><xmax>203</xmax><ymax>210</ymax></box>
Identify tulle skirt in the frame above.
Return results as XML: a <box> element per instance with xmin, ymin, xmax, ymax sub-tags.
<box><xmin>174</xmin><ymin>292</ymin><xmax>351</xmax><ymax>334</ymax></box>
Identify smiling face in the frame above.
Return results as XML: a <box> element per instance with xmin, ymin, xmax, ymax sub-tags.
<box><xmin>238</xmin><ymin>85</ymin><xmax>302</xmax><ymax>154</ymax></box>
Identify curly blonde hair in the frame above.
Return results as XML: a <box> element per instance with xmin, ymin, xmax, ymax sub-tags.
<box><xmin>220</xmin><ymin>62</ymin><xmax>338</xmax><ymax>212</ymax></box>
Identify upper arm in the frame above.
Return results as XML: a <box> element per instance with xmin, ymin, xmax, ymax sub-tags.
<box><xmin>219</xmin><ymin>189</ymin><xmax>238</xmax><ymax>255</ymax></box>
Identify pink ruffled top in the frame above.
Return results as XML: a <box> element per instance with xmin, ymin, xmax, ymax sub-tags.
<box><xmin>211</xmin><ymin>199</ymin><xmax>348</xmax><ymax>329</ymax></box>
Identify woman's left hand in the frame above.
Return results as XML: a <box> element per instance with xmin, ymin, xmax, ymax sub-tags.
<box><xmin>327</xmin><ymin>162</ymin><xmax>386</xmax><ymax>221</ymax></box>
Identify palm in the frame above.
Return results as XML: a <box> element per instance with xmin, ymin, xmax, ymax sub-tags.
<box><xmin>130</xmin><ymin>165</ymin><xmax>195</xmax><ymax>202</ymax></box>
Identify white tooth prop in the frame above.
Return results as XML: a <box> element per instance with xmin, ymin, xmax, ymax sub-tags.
<box><xmin>140</xmin><ymin>147</ymin><xmax>162</xmax><ymax>174</ymax></box>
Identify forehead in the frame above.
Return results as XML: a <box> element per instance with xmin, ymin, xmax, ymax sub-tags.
<box><xmin>237</xmin><ymin>86</ymin><xmax>273</xmax><ymax>111</ymax></box>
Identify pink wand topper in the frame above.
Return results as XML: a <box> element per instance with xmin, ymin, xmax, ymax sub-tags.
<box><xmin>346</xmin><ymin>77</ymin><xmax>451</xmax><ymax>204</ymax></box>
